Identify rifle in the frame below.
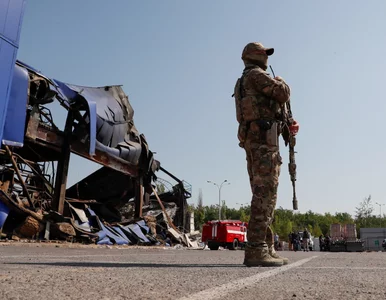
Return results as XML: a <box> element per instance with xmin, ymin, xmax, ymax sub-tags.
<box><xmin>269</xmin><ymin>65</ymin><xmax>298</xmax><ymax>211</ymax></box>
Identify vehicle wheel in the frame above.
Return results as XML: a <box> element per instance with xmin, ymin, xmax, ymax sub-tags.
<box><xmin>208</xmin><ymin>242</ymin><xmax>219</xmax><ymax>250</ymax></box>
<box><xmin>229</xmin><ymin>239</ymin><xmax>239</xmax><ymax>250</ymax></box>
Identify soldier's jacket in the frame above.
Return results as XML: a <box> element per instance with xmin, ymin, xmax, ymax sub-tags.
<box><xmin>234</xmin><ymin>65</ymin><xmax>291</xmax><ymax>146</ymax></box>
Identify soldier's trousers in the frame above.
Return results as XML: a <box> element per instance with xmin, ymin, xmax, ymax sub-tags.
<box><xmin>244</xmin><ymin>132</ymin><xmax>282</xmax><ymax>254</ymax></box>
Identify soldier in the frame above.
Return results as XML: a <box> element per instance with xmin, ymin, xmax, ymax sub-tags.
<box><xmin>233</xmin><ymin>42</ymin><xmax>299</xmax><ymax>267</ymax></box>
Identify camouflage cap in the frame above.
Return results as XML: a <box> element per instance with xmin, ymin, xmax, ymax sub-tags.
<box><xmin>241</xmin><ymin>42</ymin><xmax>274</xmax><ymax>61</ymax></box>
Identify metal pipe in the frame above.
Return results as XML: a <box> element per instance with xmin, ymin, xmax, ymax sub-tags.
<box><xmin>5</xmin><ymin>146</ymin><xmax>35</xmax><ymax>208</ymax></box>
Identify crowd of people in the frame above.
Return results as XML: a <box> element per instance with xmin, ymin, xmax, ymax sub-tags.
<box><xmin>318</xmin><ymin>234</ymin><xmax>332</xmax><ymax>251</ymax></box>
<box><xmin>287</xmin><ymin>228</ymin><xmax>311</xmax><ymax>252</ymax></box>
<box><xmin>274</xmin><ymin>229</ymin><xmax>336</xmax><ymax>252</ymax></box>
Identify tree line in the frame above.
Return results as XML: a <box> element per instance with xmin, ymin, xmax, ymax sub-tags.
<box><xmin>190</xmin><ymin>194</ymin><xmax>386</xmax><ymax>240</ymax></box>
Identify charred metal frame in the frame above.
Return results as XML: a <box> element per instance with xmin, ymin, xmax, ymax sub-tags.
<box><xmin>155</xmin><ymin>167</ymin><xmax>192</xmax><ymax>232</ymax></box>
<box><xmin>0</xmin><ymin>60</ymin><xmax>192</xmax><ymax>239</ymax></box>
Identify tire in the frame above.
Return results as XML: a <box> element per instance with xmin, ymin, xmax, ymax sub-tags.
<box><xmin>208</xmin><ymin>242</ymin><xmax>219</xmax><ymax>250</ymax></box>
<box><xmin>229</xmin><ymin>239</ymin><xmax>239</xmax><ymax>250</ymax></box>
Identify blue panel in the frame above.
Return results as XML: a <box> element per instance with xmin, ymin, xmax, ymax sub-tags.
<box><xmin>0</xmin><ymin>40</ymin><xmax>18</xmax><ymax>145</ymax></box>
<box><xmin>0</xmin><ymin>200</ymin><xmax>10</xmax><ymax>230</ymax></box>
<box><xmin>87</xmin><ymin>101</ymin><xmax>96</xmax><ymax>156</ymax></box>
<box><xmin>105</xmin><ymin>224</ymin><xmax>130</xmax><ymax>244</ymax></box>
<box><xmin>117</xmin><ymin>225</ymin><xmax>140</xmax><ymax>244</ymax></box>
<box><xmin>54</xmin><ymin>80</ymin><xmax>78</xmax><ymax>100</ymax></box>
<box><xmin>0</xmin><ymin>1</ymin><xmax>10</xmax><ymax>35</ymax></box>
<box><xmin>125</xmin><ymin>224</ymin><xmax>150</xmax><ymax>243</ymax></box>
<box><xmin>1</xmin><ymin>0</ymin><xmax>27</xmax><ymax>45</ymax></box>
<box><xmin>87</xmin><ymin>208</ymin><xmax>128</xmax><ymax>245</ymax></box>
<box><xmin>97</xmin><ymin>235</ymin><xmax>113</xmax><ymax>245</ymax></box>
<box><xmin>112</xmin><ymin>226</ymin><xmax>133</xmax><ymax>245</ymax></box>
<box><xmin>99</xmin><ymin>222</ymin><xmax>128</xmax><ymax>245</ymax></box>
<box><xmin>136</xmin><ymin>220</ymin><xmax>150</xmax><ymax>234</ymax></box>
<box><xmin>2</xmin><ymin>64</ymin><xmax>28</xmax><ymax>146</ymax></box>
<box><xmin>0</xmin><ymin>0</ymin><xmax>27</xmax><ymax>146</ymax></box>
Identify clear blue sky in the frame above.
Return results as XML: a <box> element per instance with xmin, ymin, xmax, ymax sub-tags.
<box><xmin>17</xmin><ymin>0</ymin><xmax>386</xmax><ymax>217</ymax></box>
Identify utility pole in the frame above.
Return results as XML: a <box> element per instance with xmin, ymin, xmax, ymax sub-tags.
<box><xmin>207</xmin><ymin>180</ymin><xmax>230</xmax><ymax>220</ymax></box>
<box><xmin>375</xmin><ymin>202</ymin><xmax>385</xmax><ymax>228</ymax></box>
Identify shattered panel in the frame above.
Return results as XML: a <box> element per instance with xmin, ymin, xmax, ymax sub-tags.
<box><xmin>57</xmin><ymin>83</ymin><xmax>144</xmax><ymax>166</ymax></box>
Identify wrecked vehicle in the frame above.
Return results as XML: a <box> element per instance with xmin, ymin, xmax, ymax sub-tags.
<box><xmin>0</xmin><ymin>0</ymin><xmax>194</xmax><ymax>247</ymax></box>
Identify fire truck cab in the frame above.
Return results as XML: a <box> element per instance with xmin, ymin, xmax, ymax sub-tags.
<box><xmin>201</xmin><ymin>220</ymin><xmax>247</xmax><ymax>250</ymax></box>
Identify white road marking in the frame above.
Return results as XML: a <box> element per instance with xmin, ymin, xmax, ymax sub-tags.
<box><xmin>178</xmin><ymin>256</ymin><xmax>318</xmax><ymax>300</ymax></box>
<box><xmin>299</xmin><ymin>266</ymin><xmax>386</xmax><ymax>270</ymax></box>
<box><xmin>0</xmin><ymin>253</ymin><xmax>177</xmax><ymax>259</ymax></box>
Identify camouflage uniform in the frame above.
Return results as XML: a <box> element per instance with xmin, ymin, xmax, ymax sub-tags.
<box><xmin>233</xmin><ymin>42</ymin><xmax>291</xmax><ymax>267</ymax></box>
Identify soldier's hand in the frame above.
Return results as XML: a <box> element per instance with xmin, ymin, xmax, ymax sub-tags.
<box><xmin>289</xmin><ymin>120</ymin><xmax>299</xmax><ymax>136</ymax></box>
<box><xmin>274</xmin><ymin>76</ymin><xmax>284</xmax><ymax>81</ymax></box>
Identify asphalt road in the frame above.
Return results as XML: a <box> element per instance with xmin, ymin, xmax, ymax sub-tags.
<box><xmin>1</xmin><ymin>243</ymin><xmax>385</xmax><ymax>300</ymax></box>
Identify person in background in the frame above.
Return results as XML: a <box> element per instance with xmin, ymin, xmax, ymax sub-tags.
<box><xmin>288</xmin><ymin>232</ymin><xmax>293</xmax><ymax>251</ymax></box>
<box><xmin>319</xmin><ymin>234</ymin><xmax>324</xmax><ymax>251</ymax></box>
<box><xmin>303</xmin><ymin>228</ymin><xmax>310</xmax><ymax>252</ymax></box>
<box><xmin>274</xmin><ymin>232</ymin><xmax>279</xmax><ymax>251</ymax></box>
<box><xmin>292</xmin><ymin>232</ymin><xmax>300</xmax><ymax>252</ymax></box>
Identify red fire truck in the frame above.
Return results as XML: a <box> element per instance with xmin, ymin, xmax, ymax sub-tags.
<box><xmin>201</xmin><ymin>220</ymin><xmax>247</xmax><ymax>250</ymax></box>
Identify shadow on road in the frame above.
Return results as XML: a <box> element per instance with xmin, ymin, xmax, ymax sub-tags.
<box><xmin>5</xmin><ymin>262</ymin><xmax>246</xmax><ymax>268</ymax></box>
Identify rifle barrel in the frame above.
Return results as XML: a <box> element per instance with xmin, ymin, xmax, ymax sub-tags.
<box><xmin>292</xmin><ymin>182</ymin><xmax>298</xmax><ymax>210</ymax></box>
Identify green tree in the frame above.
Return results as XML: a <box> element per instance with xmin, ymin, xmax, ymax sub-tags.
<box><xmin>240</xmin><ymin>209</ymin><xmax>250</xmax><ymax>223</ymax></box>
<box><xmin>225</xmin><ymin>207</ymin><xmax>241</xmax><ymax>220</ymax></box>
<box><xmin>335</xmin><ymin>212</ymin><xmax>354</xmax><ymax>224</ymax></box>
<box><xmin>203</xmin><ymin>205</ymin><xmax>218</xmax><ymax>222</ymax></box>
<box><xmin>193</xmin><ymin>188</ymin><xmax>205</xmax><ymax>230</ymax></box>
<box><xmin>194</xmin><ymin>208</ymin><xmax>205</xmax><ymax>231</ymax></box>
<box><xmin>355</xmin><ymin>195</ymin><xmax>374</xmax><ymax>230</ymax></box>
<box><xmin>280</xmin><ymin>220</ymin><xmax>293</xmax><ymax>239</ymax></box>
<box><xmin>313</xmin><ymin>224</ymin><xmax>323</xmax><ymax>237</ymax></box>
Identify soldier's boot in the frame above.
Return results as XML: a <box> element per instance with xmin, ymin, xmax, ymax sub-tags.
<box><xmin>268</xmin><ymin>244</ymin><xmax>289</xmax><ymax>265</ymax></box>
<box><xmin>243</xmin><ymin>243</ymin><xmax>283</xmax><ymax>267</ymax></box>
